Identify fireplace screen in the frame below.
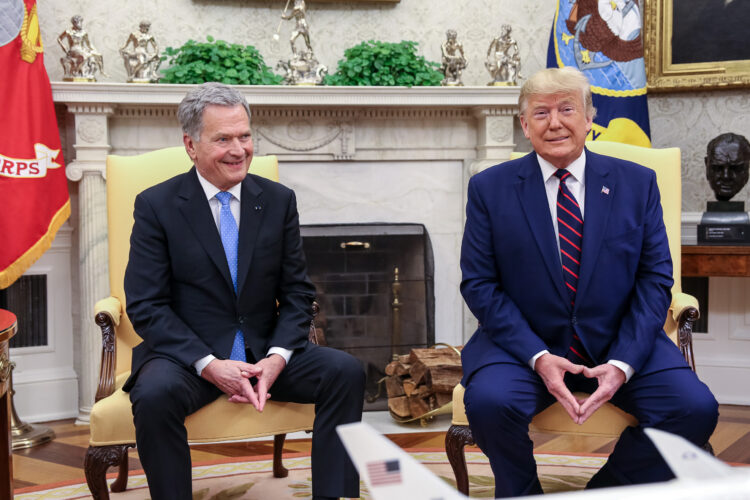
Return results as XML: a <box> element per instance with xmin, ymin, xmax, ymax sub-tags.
<box><xmin>301</xmin><ymin>224</ymin><xmax>435</xmax><ymax>410</ymax></box>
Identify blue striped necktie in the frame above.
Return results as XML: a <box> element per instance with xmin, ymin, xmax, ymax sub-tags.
<box><xmin>215</xmin><ymin>191</ymin><xmax>246</xmax><ymax>362</ymax></box>
<box><xmin>553</xmin><ymin>169</ymin><xmax>592</xmax><ymax>366</ymax></box>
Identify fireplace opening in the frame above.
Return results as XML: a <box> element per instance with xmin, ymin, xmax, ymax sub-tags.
<box><xmin>301</xmin><ymin>224</ymin><xmax>435</xmax><ymax>411</ymax></box>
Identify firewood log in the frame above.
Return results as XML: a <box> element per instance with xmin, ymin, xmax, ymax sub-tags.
<box><xmin>385</xmin><ymin>375</ymin><xmax>405</xmax><ymax>398</ymax></box>
<box><xmin>388</xmin><ymin>396</ymin><xmax>411</xmax><ymax>418</ymax></box>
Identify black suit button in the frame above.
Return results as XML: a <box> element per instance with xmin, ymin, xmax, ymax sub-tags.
<box><xmin>238</xmin><ymin>316</ymin><xmax>245</xmax><ymax>324</ymax></box>
<box><xmin>571</xmin><ymin>315</ymin><xmax>577</xmax><ymax>325</ymax></box>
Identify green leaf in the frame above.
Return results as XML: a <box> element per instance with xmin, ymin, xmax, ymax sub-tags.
<box><xmin>326</xmin><ymin>39</ymin><xmax>442</xmax><ymax>86</ymax></box>
<box><xmin>159</xmin><ymin>36</ymin><xmax>281</xmax><ymax>85</ymax></box>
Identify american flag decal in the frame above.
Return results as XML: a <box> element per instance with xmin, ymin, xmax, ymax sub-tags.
<box><xmin>601</xmin><ymin>185</ymin><xmax>610</xmax><ymax>195</ymax></box>
<box><xmin>366</xmin><ymin>459</ymin><xmax>402</xmax><ymax>486</ymax></box>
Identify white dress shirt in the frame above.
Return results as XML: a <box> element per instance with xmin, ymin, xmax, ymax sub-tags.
<box><xmin>528</xmin><ymin>152</ymin><xmax>634</xmax><ymax>382</ymax></box>
<box><xmin>192</xmin><ymin>170</ymin><xmax>293</xmax><ymax>376</ymax></box>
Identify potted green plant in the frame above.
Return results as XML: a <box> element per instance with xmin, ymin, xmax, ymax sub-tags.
<box><xmin>324</xmin><ymin>40</ymin><xmax>443</xmax><ymax>86</ymax></box>
<box><xmin>160</xmin><ymin>36</ymin><xmax>282</xmax><ymax>85</ymax></box>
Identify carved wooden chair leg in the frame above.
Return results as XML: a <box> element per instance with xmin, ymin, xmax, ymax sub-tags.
<box><xmin>273</xmin><ymin>433</ymin><xmax>289</xmax><ymax>478</ymax></box>
<box><xmin>445</xmin><ymin>424</ymin><xmax>475</xmax><ymax>496</ymax></box>
<box><xmin>702</xmin><ymin>441</ymin><xmax>715</xmax><ymax>456</ymax></box>
<box><xmin>84</xmin><ymin>444</ymin><xmax>132</xmax><ymax>500</ymax></box>
<box><xmin>109</xmin><ymin>444</ymin><xmax>135</xmax><ymax>492</ymax></box>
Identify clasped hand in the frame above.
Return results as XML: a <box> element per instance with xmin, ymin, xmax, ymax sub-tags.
<box><xmin>201</xmin><ymin>355</ymin><xmax>287</xmax><ymax>412</ymax></box>
<box><xmin>534</xmin><ymin>353</ymin><xmax>625</xmax><ymax>424</ymax></box>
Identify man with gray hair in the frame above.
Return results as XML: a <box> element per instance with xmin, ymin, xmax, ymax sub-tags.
<box><xmin>460</xmin><ymin>67</ymin><xmax>717</xmax><ymax>496</ymax></box>
<box><xmin>123</xmin><ymin>82</ymin><xmax>364</xmax><ymax>500</ymax></box>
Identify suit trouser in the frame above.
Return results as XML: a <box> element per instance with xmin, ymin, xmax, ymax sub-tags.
<box><xmin>129</xmin><ymin>344</ymin><xmax>365</xmax><ymax>500</ymax></box>
<box><xmin>463</xmin><ymin>361</ymin><xmax>719</xmax><ymax>498</ymax></box>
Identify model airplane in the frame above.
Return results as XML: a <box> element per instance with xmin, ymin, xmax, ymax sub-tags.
<box><xmin>336</xmin><ymin>423</ymin><xmax>750</xmax><ymax>500</ymax></box>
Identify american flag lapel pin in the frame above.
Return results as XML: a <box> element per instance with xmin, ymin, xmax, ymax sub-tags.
<box><xmin>601</xmin><ymin>186</ymin><xmax>610</xmax><ymax>195</ymax></box>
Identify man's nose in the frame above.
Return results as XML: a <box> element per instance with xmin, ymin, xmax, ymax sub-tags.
<box><xmin>228</xmin><ymin>138</ymin><xmax>244</xmax><ymax>155</ymax></box>
<box><xmin>548</xmin><ymin>110</ymin><xmax>562</xmax><ymax>128</ymax></box>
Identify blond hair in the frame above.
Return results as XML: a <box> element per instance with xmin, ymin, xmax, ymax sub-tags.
<box><xmin>519</xmin><ymin>67</ymin><xmax>596</xmax><ymax>119</ymax></box>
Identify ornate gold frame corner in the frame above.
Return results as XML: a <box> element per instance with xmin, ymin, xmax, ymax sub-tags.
<box><xmin>645</xmin><ymin>0</ymin><xmax>750</xmax><ymax>92</ymax></box>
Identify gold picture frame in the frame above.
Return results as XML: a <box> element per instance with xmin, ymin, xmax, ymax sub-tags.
<box><xmin>644</xmin><ymin>0</ymin><xmax>750</xmax><ymax>92</ymax></box>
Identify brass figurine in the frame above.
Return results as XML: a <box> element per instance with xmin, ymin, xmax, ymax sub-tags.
<box><xmin>440</xmin><ymin>29</ymin><xmax>467</xmax><ymax>86</ymax></box>
<box><xmin>485</xmin><ymin>24</ymin><xmax>521</xmax><ymax>86</ymax></box>
<box><xmin>277</xmin><ymin>0</ymin><xmax>326</xmax><ymax>85</ymax></box>
<box><xmin>57</xmin><ymin>15</ymin><xmax>105</xmax><ymax>82</ymax></box>
<box><xmin>120</xmin><ymin>21</ymin><xmax>161</xmax><ymax>83</ymax></box>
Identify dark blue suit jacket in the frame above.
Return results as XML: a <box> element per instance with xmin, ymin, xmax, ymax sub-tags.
<box><xmin>123</xmin><ymin>167</ymin><xmax>316</xmax><ymax>391</ymax></box>
<box><xmin>460</xmin><ymin>149</ymin><xmax>688</xmax><ymax>385</ymax></box>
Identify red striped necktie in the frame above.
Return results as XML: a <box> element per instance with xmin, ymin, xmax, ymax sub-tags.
<box><xmin>553</xmin><ymin>169</ymin><xmax>592</xmax><ymax>367</ymax></box>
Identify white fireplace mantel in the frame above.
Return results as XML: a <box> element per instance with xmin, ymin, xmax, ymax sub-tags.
<box><xmin>52</xmin><ymin>82</ymin><xmax>520</xmax><ymax>422</ymax></box>
<box><xmin>51</xmin><ymin>82</ymin><xmax>520</xmax><ymax>108</ymax></box>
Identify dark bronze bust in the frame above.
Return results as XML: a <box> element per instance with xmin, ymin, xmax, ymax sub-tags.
<box><xmin>705</xmin><ymin>132</ymin><xmax>750</xmax><ymax>202</ymax></box>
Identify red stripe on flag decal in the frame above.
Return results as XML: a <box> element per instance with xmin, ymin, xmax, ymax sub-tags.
<box><xmin>366</xmin><ymin>459</ymin><xmax>402</xmax><ymax>486</ymax></box>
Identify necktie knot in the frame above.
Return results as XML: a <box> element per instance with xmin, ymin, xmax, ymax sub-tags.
<box><xmin>554</xmin><ymin>169</ymin><xmax>570</xmax><ymax>182</ymax></box>
<box><xmin>216</xmin><ymin>191</ymin><xmax>232</xmax><ymax>208</ymax></box>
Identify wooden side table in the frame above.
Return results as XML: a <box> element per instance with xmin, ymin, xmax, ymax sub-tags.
<box><xmin>682</xmin><ymin>245</ymin><xmax>750</xmax><ymax>278</ymax></box>
<box><xmin>0</xmin><ymin>309</ymin><xmax>17</xmax><ymax>500</ymax></box>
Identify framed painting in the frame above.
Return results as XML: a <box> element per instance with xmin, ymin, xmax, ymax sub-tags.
<box><xmin>644</xmin><ymin>0</ymin><xmax>750</xmax><ymax>92</ymax></box>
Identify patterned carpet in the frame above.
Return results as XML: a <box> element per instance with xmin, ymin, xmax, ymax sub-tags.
<box><xmin>14</xmin><ymin>450</ymin><xmax>607</xmax><ymax>499</ymax></box>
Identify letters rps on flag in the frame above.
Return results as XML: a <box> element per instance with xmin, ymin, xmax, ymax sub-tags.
<box><xmin>548</xmin><ymin>0</ymin><xmax>651</xmax><ymax>147</ymax></box>
<box><xmin>0</xmin><ymin>0</ymin><xmax>70</xmax><ymax>289</ymax></box>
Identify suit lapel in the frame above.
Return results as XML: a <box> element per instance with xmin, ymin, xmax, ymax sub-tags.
<box><xmin>177</xmin><ymin>168</ymin><xmax>235</xmax><ymax>294</ymax></box>
<box><xmin>236</xmin><ymin>176</ymin><xmax>264</xmax><ymax>295</ymax></box>
<box><xmin>515</xmin><ymin>154</ymin><xmax>569</xmax><ymax>306</ymax></box>
<box><xmin>577</xmin><ymin>149</ymin><xmax>615</xmax><ymax>304</ymax></box>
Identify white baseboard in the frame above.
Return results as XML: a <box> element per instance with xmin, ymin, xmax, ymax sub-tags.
<box><xmin>12</xmin><ymin>368</ymin><xmax>79</xmax><ymax>422</ymax></box>
<box><xmin>695</xmin><ymin>362</ymin><xmax>750</xmax><ymax>405</ymax></box>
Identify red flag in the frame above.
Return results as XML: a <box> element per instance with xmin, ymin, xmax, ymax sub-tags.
<box><xmin>0</xmin><ymin>0</ymin><xmax>70</xmax><ymax>289</ymax></box>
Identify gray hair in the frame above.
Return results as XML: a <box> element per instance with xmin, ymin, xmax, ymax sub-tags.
<box><xmin>519</xmin><ymin>67</ymin><xmax>596</xmax><ymax>120</ymax></box>
<box><xmin>177</xmin><ymin>82</ymin><xmax>252</xmax><ymax>140</ymax></box>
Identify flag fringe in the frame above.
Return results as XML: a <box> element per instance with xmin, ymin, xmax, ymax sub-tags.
<box><xmin>0</xmin><ymin>199</ymin><xmax>71</xmax><ymax>289</ymax></box>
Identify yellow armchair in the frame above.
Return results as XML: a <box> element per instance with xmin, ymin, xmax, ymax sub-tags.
<box><xmin>84</xmin><ymin>147</ymin><xmax>318</xmax><ymax>498</ymax></box>
<box><xmin>445</xmin><ymin>142</ymin><xmax>701</xmax><ymax>495</ymax></box>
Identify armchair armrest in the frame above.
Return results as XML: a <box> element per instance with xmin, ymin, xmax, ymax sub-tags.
<box><xmin>670</xmin><ymin>292</ymin><xmax>700</xmax><ymax>372</ymax></box>
<box><xmin>93</xmin><ymin>296</ymin><xmax>123</xmax><ymax>402</ymax></box>
<box><xmin>670</xmin><ymin>292</ymin><xmax>699</xmax><ymax>323</ymax></box>
<box><xmin>95</xmin><ymin>296</ymin><xmax>122</xmax><ymax>326</ymax></box>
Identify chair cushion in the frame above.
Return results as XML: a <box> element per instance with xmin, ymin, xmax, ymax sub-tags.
<box><xmin>451</xmin><ymin>384</ymin><xmax>637</xmax><ymax>437</ymax></box>
<box><xmin>89</xmin><ymin>373</ymin><xmax>314</xmax><ymax>446</ymax></box>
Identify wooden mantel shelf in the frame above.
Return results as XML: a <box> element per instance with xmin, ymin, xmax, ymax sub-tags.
<box><xmin>682</xmin><ymin>245</ymin><xmax>750</xmax><ymax>277</ymax></box>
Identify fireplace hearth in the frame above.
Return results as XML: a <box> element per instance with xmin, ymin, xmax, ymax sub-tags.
<box><xmin>301</xmin><ymin>224</ymin><xmax>434</xmax><ymax>410</ymax></box>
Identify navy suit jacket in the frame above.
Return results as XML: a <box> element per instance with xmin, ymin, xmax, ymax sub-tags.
<box><xmin>123</xmin><ymin>167</ymin><xmax>316</xmax><ymax>391</ymax></box>
<box><xmin>460</xmin><ymin>149</ymin><xmax>688</xmax><ymax>385</ymax></box>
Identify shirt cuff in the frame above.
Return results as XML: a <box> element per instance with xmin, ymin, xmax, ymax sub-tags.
<box><xmin>267</xmin><ymin>347</ymin><xmax>293</xmax><ymax>365</ymax></box>
<box><xmin>607</xmin><ymin>359</ymin><xmax>634</xmax><ymax>383</ymax></box>
<box><xmin>529</xmin><ymin>350</ymin><xmax>549</xmax><ymax>370</ymax></box>
<box><xmin>193</xmin><ymin>354</ymin><xmax>217</xmax><ymax>376</ymax></box>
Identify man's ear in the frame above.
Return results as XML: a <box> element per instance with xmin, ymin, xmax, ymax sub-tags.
<box><xmin>519</xmin><ymin>114</ymin><xmax>530</xmax><ymax>139</ymax></box>
<box><xmin>183</xmin><ymin>133</ymin><xmax>197</xmax><ymax>161</ymax></box>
